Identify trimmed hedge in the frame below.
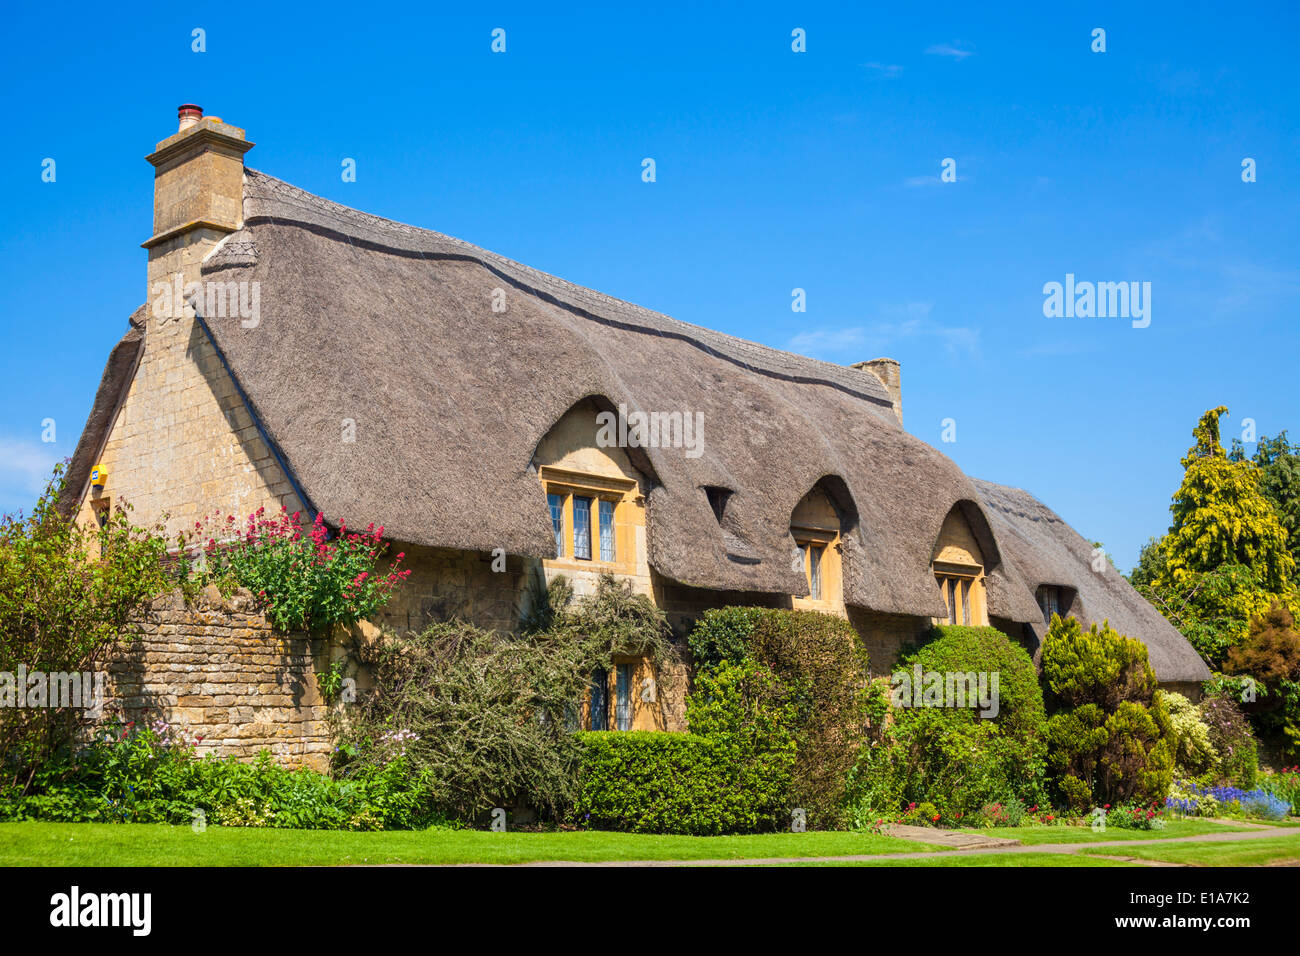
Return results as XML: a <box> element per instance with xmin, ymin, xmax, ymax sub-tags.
<box><xmin>900</xmin><ymin>625</ymin><xmax>1046</xmax><ymax>742</ymax></box>
<box><xmin>687</xmin><ymin>606</ymin><xmax>868</xmax><ymax>828</ymax></box>
<box><xmin>849</xmin><ymin>625</ymin><xmax>1049</xmax><ymax>817</ymax></box>
<box><xmin>574</xmin><ymin>730</ymin><xmax>793</xmax><ymax>835</ymax></box>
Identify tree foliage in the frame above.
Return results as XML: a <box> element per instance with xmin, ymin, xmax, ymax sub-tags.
<box><xmin>1232</xmin><ymin>430</ymin><xmax>1300</xmax><ymax>571</ymax></box>
<box><xmin>0</xmin><ymin>466</ymin><xmax>171</xmax><ymax>791</ymax></box>
<box><xmin>1134</xmin><ymin>407</ymin><xmax>1298</xmax><ymax>666</ymax></box>
<box><xmin>1162</xmin><ymin>407</ymin><xmax>1293</xmax><ymax>592</ymax></box>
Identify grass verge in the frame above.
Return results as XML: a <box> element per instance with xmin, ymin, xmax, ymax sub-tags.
<box><xmin>0</xmin><ymin>822</ymin><xmax>944</xmax><ymax>866</ymax></box>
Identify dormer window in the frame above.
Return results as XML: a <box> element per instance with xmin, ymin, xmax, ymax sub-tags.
<box><xmin>790</xmin><ymin>487</ymin><xmax>842</xmax><ymax>610</ymax></box>
<box><xmin>1036</xmin><ymin>586</ymin><xmax>1066</xmax><ymax>625</ymax></box>
<box><xmin>934</xmin><ymin>563</ymin><xmax>980</xmax><ymax>625</ymax></box>
<box><xmin>931</xmin><ymin>505</ymin><xmax>991</xmax><ymax>627</ymax></box>
<box><xmin>539</xmin><ymin>465</ymin><xmax>637</xmax><ymax>572</ymax></box>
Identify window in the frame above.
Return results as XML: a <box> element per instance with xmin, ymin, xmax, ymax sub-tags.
<box><xmin>547</xmin><ymin>493</ymin><xmax>565</xmax><ymax>558</ymax></box>
<box><xmin>615</xmin><ymin>664</ymin><xmax>632</xmax><ymax>731</ymax></box>
<box><xmin>790</xmin><ymin>487</ymin><xmax>842</xmax><ymax>609</ymax></box>
<box><xmin>573</xmin><ymin>496</ymin><xmax>593</xmax><ymax>560</ymax></box>
<box><xmin>539</xmin><ymin>466</ymin><xmax>638</xmax><ymax>571</ymax></box>
<box><xmin>936</xmin><ymin>572</ymin><xmax>979</xmax><ymax>626</ymax></box>
<box><xmin>808</xmin><ymin>544</ymin><xmax>823</xmax><ymax>600</ymax></box>
<box><xmin>589</xmin><ymin>668</ymin><xmax>608</xmax><ymax>731</ymax></box>
<box><xmin>1037</xmin><ymin>586</ymin><xmax>1061</xmax><ymax>626</ymax></box>
<box><xmin>599</xmin><ymin>499</ymin><xmax>616</xmax><ymax>562</ymax></box>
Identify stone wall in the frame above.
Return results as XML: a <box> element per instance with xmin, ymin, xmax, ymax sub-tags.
<box><xmin>104</xmin><ymin>588</ymin><xmax>331</xmax><ymax>771</ymax></box>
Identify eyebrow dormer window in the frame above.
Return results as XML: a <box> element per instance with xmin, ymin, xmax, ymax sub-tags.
<box><xmin>790</xmin><ymin>487</ymin><xmax>842</xmax><ymax>610</ymax></box>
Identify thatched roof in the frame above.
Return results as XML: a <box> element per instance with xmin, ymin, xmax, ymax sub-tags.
<box><xmin>61</xmin><ymin>307</ymin><xmax>146</xmax><ymax>516</ymax></box>
<box><xmin>186</xmin><ymin>169</ymin><xmax>1050</xmax><ymax>624</ymax></box>
<box><xmin>975</xmin><ymin>480</ymin><xmax>1211</xmax><ymax>684</ymax></box>
<box><xmin>66</xmin><ymin>168</ymin><xmax>1208</xmax><ymax>683</ymax></box>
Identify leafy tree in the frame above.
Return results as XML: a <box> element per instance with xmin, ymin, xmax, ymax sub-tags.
<box><xmin>1225</xmin><ymin>601</ymin><xmax>1300</xmax><ymax>693</ymax></box>
<box><xmin>0</xmin><ymin>465</ymin><xmax>171</xmax><ymax>792</ymax></box>
<box><xmin>1135</xmin><ymin>408</ymin><xmax>1298</xmax><ymax>666</ymax></box>
<box><xmin>1161</xmin><ymin>407</ymin><xmax>1293</xmax><ymax>592</ymax></box>
<box><xmin>1231</xmin><ymin>431</ymin><xmax>1300</xmax><ymax>571</ymax></box>
<box><xmin>1136</xmin><ymin>563</ymin><xmax>1273</xmax><ymax>666</ymax></box>
<box><xmin>1222</xmin><ymin>601</ymin><xmax>1300</xmax><ymax>758</ymax></box>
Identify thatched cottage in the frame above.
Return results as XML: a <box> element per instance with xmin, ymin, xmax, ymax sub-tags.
<box><xmin>64</xmin><ymin>108</ymin><xmax>1209</xmax><ymax>735</ymax></box>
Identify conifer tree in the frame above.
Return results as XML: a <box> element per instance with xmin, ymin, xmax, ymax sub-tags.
<box><xmin>1160</xmin><ymin>407</ymin><xmax>1293</xmax><ymax>593</ymax></box>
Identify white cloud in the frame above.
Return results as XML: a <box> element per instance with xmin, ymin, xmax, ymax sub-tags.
<box><xmin>925</xmin><ymin>42</ymin><xmax>975</xmax><ymax>60</ymax></box>
<box><xmin>0</xmin><ymin>438</ymin><xmax>61</xmax><ymax>518</ymax></box>
<box><xmin>788</xmin><ymin>302</ymin><xmax>980</xmax><ymax>360</ymax></box>
<box><xmin>861</xmin><ymin>61</ymin><xmax>903</xmax><ymax>77</ymax></box>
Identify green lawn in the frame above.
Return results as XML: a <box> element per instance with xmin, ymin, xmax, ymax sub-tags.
<box><xmin>781</xmin><ymin>853</ymin><xmax>1136</xmax><ymax>867</ymax></box>
<box><xmin>1079</xmin><ymin>830</ymin><xmax>1300</xmax><ymax>866</ymax></box>
<box><xmin>0</xmin><ymin>822</ymin><xmax>944</xmax><ymax>866</ymax></box>
<box><xmin>978</xmin><ymin>819</ymin><xmax>1252</xmax><ymax>845</ymax></box>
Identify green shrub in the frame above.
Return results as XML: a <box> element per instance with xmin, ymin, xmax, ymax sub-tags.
<box><xmin>575</xmin><ymin>726</ymin><xmax>794</xmax><ymax>835</ymax></box>
<box><xmin>1045</xmin><ymin>699</ymin><xmax>1175</xmax><ymax>811</ymax></box>
<box><xmin>574</xmin><ymin>658</ymin><xmax>798</xmax><ymax>835</ymax></box>
<box><xmin>1165</xmin><ymin>692</ymin><xmax>1218</xmax><ymax>775</ymax></box>
<box><xmin>1197</xmin><ymin>692</ymin><xmax>1258</xmax><ymax>787</ymax></box>
<box><xmin>1041</xmin><ymin>615</ymin><xmax>1176</xmax><ymax>810</ymax></box>
<box><xmin>0</xmin><ymin>720</ymin><xmax>435</xmax><ymax>829</ymax></box>
<box><xmin>0</xmin><ymin>466</ymin><xmax>171</xmax><ymax>791</ymax></box>
<box><xmin>900</xmin><ymin>625</ymin><xmax>1046</xmax><ymax>744</ymax></box>
<box><xmin>686</xmin><ymin>606</ymin><xmax>867</xmax><ymax>828</ymax></box>
<box><xmin>1041</xmin><ymin>615</ymin><xmax>1156</xmax><ymax>711</ymax></box>
<box><xmin>181</xmin><ymin>508</ymin><xmax>411</xmax><ymax>634</ymax></box>
<box><xmin>848</xmin><ymin>625</ymin><xmax>1048</xmax><ymax>821</ymax></box>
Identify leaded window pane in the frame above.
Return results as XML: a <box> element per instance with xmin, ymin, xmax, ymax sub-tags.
<box><xmin>615</xmin><ymin>664</ymin><xmax>632</xmax><ymax>731</ymax></box>
<box><xmin>573</xmin><ymin>496</ymin><xmax>593</xmax><ymax>560</ymax></box>
<box><xmin>547</xmin><ymin>492</ymin><xmax>565</xmax><ymax>558</ymax></box>
<box><xmin>589</xmin><ymin>668</ymin><xmax>607</xmax><ymax>731</ymax></box>
<box><xmin>599</xmin><ymin>499</ymin><xmax>616</xmax><ymax>562</ymax></box>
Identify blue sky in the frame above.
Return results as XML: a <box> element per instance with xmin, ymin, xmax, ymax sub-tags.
<box><xmin>1</xmin><ymin>1</ymin><xmax>1296</xmax><ymax>571</ymax></box>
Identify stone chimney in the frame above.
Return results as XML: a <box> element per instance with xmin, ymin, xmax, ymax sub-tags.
<box><xmin>852</xmin><ymin>358</ymin><xmax>902</xmax><ymax>425</ymax></box>
<box><xmin>142</xmin><ymin>105</ymin><xmax>253</xmax><ymax>313</ymax></box>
